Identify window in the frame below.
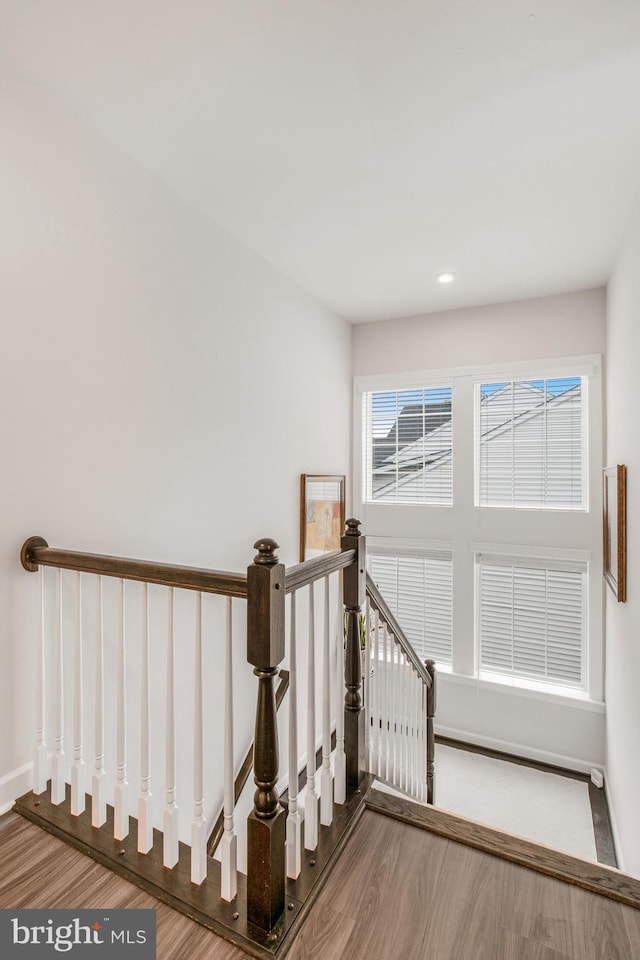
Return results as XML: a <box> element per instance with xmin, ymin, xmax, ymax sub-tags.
<box><xmin>355</xmin><ymin>357</ymin><xmax>601</xmax><ymax>702</ymax></box>
<box><xmin>476</xmin><ymin>377</ymin><xmax>586</xmax><ymax>509</ymax></box>
<box><xmin>369</xmin><ymin>551</ymin><xmax>453</xmax><ymax>664</ymax></box>
<box><xmin>477</xmin><ymin>554</ymin><xmax>586</xmax><ymax>689</ymax></box>
<box><xmin>362</xmin><ymin>386</ymin><xmax>452</xmax><ymax>504</ymax></box>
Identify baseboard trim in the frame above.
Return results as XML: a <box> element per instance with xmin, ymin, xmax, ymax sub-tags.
<box><xmin>365</xmin><ymin>787</ymin><xmax>640</xmax><ymax>910</ymax></box>
<box><xmin>436</xmin><ymin>724</ymin><xmax>602</xmax><ymax>776</ymax></box>
<box><xmin>604</xmin><ymin>778</ymin><xmax>627</xmax><ymax>874</ymax></box>
<box><xmin>0</xmin><ymin>762</ymin><xmax>32</xmax><ymax>815</ymax></box>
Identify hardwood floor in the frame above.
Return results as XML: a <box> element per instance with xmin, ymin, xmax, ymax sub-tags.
<box><xmin>2</xmin><ymin>808</ymin><xmax>639</xmax><ymax>959</ymax></box>
<box><xmin>0</xmin><ymin>812</ymin><xmax>245</xmax><ymax>960</ymax></box>
<box><xmin>287</xmin><ymin>811</ymin><xmax>640</xmax><ymax>960</ymax></box>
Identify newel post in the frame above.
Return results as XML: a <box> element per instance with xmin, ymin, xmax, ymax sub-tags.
<box><xmin>341</xmin><ymin>518</ymin><xmax>366</xmax><ymax>793</ymax></box>
<box><xmin>425</xmin><ymin>659</ymin><xmax>437</xmax><ymax>805</ymax></box>
<box><xmin>246</xmin><ymin>538</ymin><xmax>286</xmax><ymax>932</ymax></box>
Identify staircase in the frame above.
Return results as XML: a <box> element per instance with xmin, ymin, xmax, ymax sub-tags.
<box><xmin>14</xmin><ymin>520</ymin><xmax>435</xmax><ymax>958</ymax></box>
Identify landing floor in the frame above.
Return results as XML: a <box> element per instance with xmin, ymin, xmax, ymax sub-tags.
<box><xmin>1</xmin><ymin>808</ymin><xmax>638</xmax><ymax>959</ymax></box>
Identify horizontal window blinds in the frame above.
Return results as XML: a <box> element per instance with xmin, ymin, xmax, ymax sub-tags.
<box><xmin>363</xmin><ymin>387</ymin><xmax>453</xmax><ymax>504</ymax></box>
<box><xmin>368</xmin><ymin>552</ymin><xmax>453</xmax><ymax>664</ymax></box>
<box><xmin>477</xmin><ymin>377</ymin><xmax>585</xmax><ymax>509</ymax></box>
<box><xmin>478</xmin><ymin>556</ymin><xmax>585</xmax><ymax>688</ymax></box>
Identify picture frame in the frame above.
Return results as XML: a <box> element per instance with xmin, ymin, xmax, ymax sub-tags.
<box><xmin>603</xmin><ymin>464</ymin><xmax>627</xmax><ymax>602</ymax></box>
<box><xmin>300</xmin><ymin>474</ymin><xmax>346</xmax><ymax>562</ymax></box>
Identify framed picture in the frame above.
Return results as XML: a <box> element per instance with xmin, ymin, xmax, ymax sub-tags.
<box><xmin>300</xmin><ymin>474</ymin><xmax>346</xmax><ymax>562</ymax></box>
<box><xmin>603</xmin><ymin>465</ymin><xmax>627</xmax><ymax>602</ymax></box>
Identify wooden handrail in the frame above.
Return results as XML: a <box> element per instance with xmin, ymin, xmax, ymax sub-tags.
<box><xmin>284</xmin><ymin>548</ymin><xmax>356</xmax><ymax>594</ymax></box>
<box><xmin>20</xmin><ymin>537</ymin><xmax>248</xmax><ymax>599</ymax></box>
<box><xmin>207</xmin><ymin>669</ymin><xmax>289</xmax><ymax>857</ymax></box>
<box><xmin>366</xmin><ymin>572</ymin><xmax>432</xmax><ymax>688</ymax></box>
<box><xmin>20</xmin><ymin>538</ymin><xmax>359</xmax><ymax>601</ymax></box>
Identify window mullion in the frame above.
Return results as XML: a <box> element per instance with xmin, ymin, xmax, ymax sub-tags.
<box><xmin>511</xmin><ymin>382</ymin><xmax>515</xmax><ymax>507</ymax></box>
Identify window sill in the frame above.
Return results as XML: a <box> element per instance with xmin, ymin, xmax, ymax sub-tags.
<box><xmin>437</xmin><ymin>668</ymin><xmax>604</xmax><ymax>712</ymax></box>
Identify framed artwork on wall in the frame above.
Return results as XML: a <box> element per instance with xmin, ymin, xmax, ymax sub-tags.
<box><xmin>603</xmin><ymin>464</ymin><xmax>627</xmax><ymax>602</ymax></box>
<box><xmin>300</xmin><ymin>474</ymin><xmax>346</xmax><ymax>562</ymax></box>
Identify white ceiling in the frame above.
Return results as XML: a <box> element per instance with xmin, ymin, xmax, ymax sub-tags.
<box><xmin>2</xmin><ymin>1</ymin><xmax>640</xmax><ymax>322</ymax></box>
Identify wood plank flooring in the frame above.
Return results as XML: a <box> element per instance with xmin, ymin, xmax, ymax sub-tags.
<box><xmin>366</xmin><ymin>788</ymin><xmax>640</xmax><ymax>907</ymax></box>
<box><xmin>0</xmin><ymin>812</ymin><xmax>245</xmax><ymax>960</ymax></box>
<box><xmin>3</xmin><ymin>808</ymin><xmax>639</xmax><ymax>959</ymax></box>
<box><xmin>287</xmin><ymin>811</ymin><xmax>640</xmax><ymax>960</ymax></box>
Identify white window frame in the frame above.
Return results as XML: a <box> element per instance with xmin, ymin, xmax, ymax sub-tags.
<box><xmin>353</xmin><ymin>354</ymin><xmax>603</xmax><ymax>704</ymax></box>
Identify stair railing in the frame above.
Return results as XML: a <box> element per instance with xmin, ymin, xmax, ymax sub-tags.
<box><xmin>365</xmin><ymin>572</ymin><xmax>436</xmax><ymax>804</ymax></box>
<box><xmin>206</xmin><ymin>668</ymin><xmax>289</xmax><ymax>860</ymax></box>
<box><xmin>17</xmin><ymin>520</ymin><xmax>370</xmax><ymax>954</ymax></box>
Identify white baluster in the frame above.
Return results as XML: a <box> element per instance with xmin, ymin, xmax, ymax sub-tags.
<box><xmin>407</xmin><ymin>665</ymin><xmax>413</xmax><ymax>796</ymax></box>
<box><xmin>71</xmin><ymin>573</ymin><xmax>85</xmax><ymax>815</ymax></box>
<box><xmin>333</xmin><ymin>575</ymin><xmax>346</xmax><ymax>805</ymax></box>
<box><xmin>402</xmin><ymin>655</ymin><xmax>409</xmax><ymax>792</ymax></box>
<box><xmin>92</xmin><ymin>576</ymin><xmax>106</xmax><ymax>827</ymax></box>
<box><xmin>407</xmin><ymin>661</ymin><xmax>415</xmax><ymax>796</ymax></box>
<box><xmin>393</xmin><ymin>643</ymin><xmax>400</xmax><ymax>788</ymax></box>
<box><xmin>164</xmin><ymin>587</ymin><xmax>179</xmax><ymax>868</ymax></box>
<box><xmin>191</xmin><ymin>592</ymin><xmax>207</xmax><ymax>885</ymax></box>
<box><xmin>397</xmin><ymin>646</ymin><xmax>402</xmax><ymax>788</ymax></box>
<box><xmin>389</xmin><ymin>631</ymin><xmax>396</xmax><ymax>785</ymax></box>
<box><xmin>221</xmin><ymin>597</ymin><xmax>237</xmax><ymax>899</ymax></box>
<box><xmin>51</xmin><ymin>570</ymin><xmax>66</xmax><ymax>805</ymax></box>
<box><xmin>388</xmin><ymin>629</ymin><xmax>394</xmax><ymax>783</ymax></box>
<box><xmin>305</xmin><ymin>582</ymin><xmax>319</xmax><ymax>850</ymax></box>
<box><xmin>320</xmin><ymin>576</ymin><xmax>334</xmax><ymax>826</ymax></box>
<box><xmin>399</xmin><ymin>653</ymin><xmax>406</xmax><ymax>791</ymax></box>
<box><xmin>114</xmin><ymin>579</ymin><xmax>128</xmax><ymax>840</ymax></box>
<box><xmin>286</xmin><ymin>591</ymin><xmax>302</xmax><ymax>879</ymax></box>
<box><xmin>370</xmin><ymin>609</ymin><xmax>379</xmax><ymax>778</ymax></box>
<box><xmin>414</xmin><ymin>681</ymin><xmax>419</xmax><ymax>801</ymax></box>
<box><xmin>381</xmin><ymin>622</ymin><xmax>389</xmax><ymax>781</ymax></box>
<box><xmin>138</xmin><ymin>582</ymin><xmax>153</xmax><ymax>853</ymax></box>
<box><xmin>364</xmin><ymin>597</ymin><xmax>371</xmax><ymax>767</ymax></box>
<box><xmin>421</xmin><ymin>683</ymin><xmax>427</xmax><ymax>802</ymax></box>
<box><xmin>396</xmin><ymin>649</ymin><xmax>403</xmax><ymax>790</ymax></box>
<box><xmin>33</xmin><ymin>566</ymin><xmax>47</xmax><ymax>795</ymax></box>
<box><xmin>399</xmin><ymin>648</ymin><xmax>405</xmax><ymax>789</ymax></box>
<box><xmin>411</xmin><ymin>668</ymin><xmax>418</xmax><ymax>798</ymax></box>
<box><xmin>389</xmin><ymin>638</ymin><xmax>396</xmax><ymax>786</ymax></box>
<box><xmin>417</xmin><ymin>679</ymin><xmax>423</xmax><ymax>801</ymax></box>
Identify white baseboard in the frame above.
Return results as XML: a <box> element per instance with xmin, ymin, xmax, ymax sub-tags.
<box><xmin>604</xmin><ymin>777</ymin><xmax>626</xmax><ymax>873</ymax></box>
<box><xmin>0</xmin><ymin>762</ymin><xmax>33</xmax><ymax>815</ymax></box>
<box><xmin>435</xmin><ymin>724</ymin><xmax>602</xmax><ymax>777</ymax></box>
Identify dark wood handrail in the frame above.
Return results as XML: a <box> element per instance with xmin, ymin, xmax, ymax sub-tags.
<box><xmin>21</xmin><ymin>538</ymin><xmax>358</xmax><ymax>601</ymax></box>
<box><xmin>284</xmin><ymin>548</ymin><xmax>356</xmax><ymax>594</ymax></box>
<box><xmin>207</xmin><ymin>669</ymin><xmax>289</xmax><ymax>857</ymax></box>
<box><xmin>20</xmin><ymin>537</ymin><xmax>248</xmax><ymax>599</ymax></box>
<box><xmin>366</xmin><ymin>572</ymin><xmax>432</xmax><ymax>688</ymax></box>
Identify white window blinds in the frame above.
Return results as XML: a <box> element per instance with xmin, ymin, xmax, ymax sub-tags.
<box><xmin>476</xmin><ymin>377</ymin><xmax>585</xmax><ymax>509</ymax></box>
<box><xmin>477</xmin><ymin>554</ymin><xmax>586</xmax><ymax>688</ymax></box>
<box><xmin>363</xmin><ymin>387</ymin><xmax>453</xmax><ymax>504</ymax></box>
<box><xmin>368</xmin><ymin>551</ymin><xmax>453</xmax><ymax>664</ymax></box>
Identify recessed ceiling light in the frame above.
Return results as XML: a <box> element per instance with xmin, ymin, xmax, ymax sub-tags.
<box><xmin>437</xmin><ymin>272</ymin><xmax>455</xmax><ymax>284</ymax></box>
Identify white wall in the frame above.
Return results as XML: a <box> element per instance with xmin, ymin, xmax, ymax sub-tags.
<box><xmin>353</xmin><ymin>288</ymin><xmax>606</xmax><ymax>376</ymax></box>
<box><xmin>605</xmin><ymin>197</ymin><xmax>640</xmax><ymax>875</ymax></box>
<box><xmin>353</xmin><ymin>290</ymin><xmax>607</xmax><ymax>771</ymax></box>
<box><xmin>0</xmin><ymin>63</ymin><xmax>351</xmax><ymax>809</ymax></box>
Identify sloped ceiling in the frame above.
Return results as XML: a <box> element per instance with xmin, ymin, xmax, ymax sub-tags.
<box><xmin>2</xmin><ymin>1</ymin><xmax>640</xmax><ymax>321</ymax></box>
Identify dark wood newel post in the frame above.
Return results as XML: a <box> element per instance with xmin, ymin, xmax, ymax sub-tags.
<box><xmin>341</xmin><ymin>518</ymin><xmax>366</xmax><ymax>794</ymax></box>
<box><xmin>425</xmin><ymin>659</ymin><xmax>437</xmax><ymax>805</ymax></box>
<box><xmin>246</xmin><ymin>538</ymin><xmax>286</xmax><ymax>932</ymax></box>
